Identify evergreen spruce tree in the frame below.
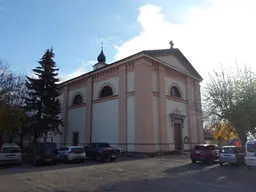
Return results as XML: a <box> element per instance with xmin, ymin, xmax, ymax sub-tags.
<box><xmin>25</xmin><ymin>48</ymin><xmax>63</xmax><ymax>141</ymax></box>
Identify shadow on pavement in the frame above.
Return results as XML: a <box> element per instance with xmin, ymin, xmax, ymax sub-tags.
<box><xmin>0</xmin><ymin>160</ymin><xmax>99</xmax><ymax>175</ymax></box>
<box><xmin>0</xmin><ymin>156</ymin><xmax>146</xmax><ymax>175</ymax></box>
<box><xmin>91</xmin><ymin>162</ymin><xmax>256</xmax><ymax>192</ymax></box>
<box><xmin>164</xmin><ymin>161</ymin><xmax>255</xmax><ymax>181</ymax></box>
<box><xmin>163</xmin><ymin>161</ymin><xmax>214</xmax><ymax>174</ymax></box>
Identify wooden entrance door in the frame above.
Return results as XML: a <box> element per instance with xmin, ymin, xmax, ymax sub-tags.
<box><xmin>174</xmin><ymin>123</ymin><xmax>182</xmax><ymax>150</ymax></box>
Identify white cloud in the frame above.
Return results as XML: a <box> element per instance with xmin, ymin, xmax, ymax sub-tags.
<box><xmin>114</xmin><ymin>1</ymin><xmax>256</xmax><ymax>80</ymax></box>
<box><xmin>27</xmin><ymin>69</ymin><xmax>39</xmax><ymax>79</ymax></box>
<box><xmin>59</xmin><ymin>60</ymin><xmax>96</xmax><ymax>83</ymax></box>
<box><xmin>85</xmin><ymin>60</ymin><xmax>96</xmax><ymax>66</ymax></box>
<box><xmin>59</xmin><ymin>67</ymin><xmax>87</xmax><ymax>82</ymax></box>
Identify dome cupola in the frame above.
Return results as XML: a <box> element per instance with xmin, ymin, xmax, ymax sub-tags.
<box><xmin>97</xmin><ymin>49</ymin><xmax>106</xmax><ymax>63</ymax></box>
<box><xmin>93</xmin><ymin>42</ymin><xmax>108</xmax><ymax>70</ymax></box>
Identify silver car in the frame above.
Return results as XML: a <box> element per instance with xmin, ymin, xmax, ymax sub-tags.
<box><xmin>0</xmin><ymin>143</ymin><xmax>22</xmax><ymax>165</ymax></box>
<box><xmin>57</xmin><ymin>146</ymin><xmax>86</xmax><ymax>163</ymax></box>
<box><xmin>219</xmin><ymin>146</ymin><xmax>243</xmax><ymax>166</ymax></box>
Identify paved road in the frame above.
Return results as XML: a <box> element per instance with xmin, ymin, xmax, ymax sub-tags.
<box><xmin>0</xmin><ymin>155</ymin><xmax>255</xmax><ymax>192</ymax></box>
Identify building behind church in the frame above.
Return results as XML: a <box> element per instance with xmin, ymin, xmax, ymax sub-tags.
<box><xmin>56</xmin><ymin>42</ymin><xmax>204</xmax><ymax>152</ymax></box>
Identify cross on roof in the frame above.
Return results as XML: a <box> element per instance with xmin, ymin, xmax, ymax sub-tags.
<box><xmin>101</xmin><ymin>40</ymin><xmax>104</xmax><ymax>50</ymax></box>
<box><xmin>169</xmin><ymin>40</ymin><xmax>174</xmax><ymax>49</ymax></box>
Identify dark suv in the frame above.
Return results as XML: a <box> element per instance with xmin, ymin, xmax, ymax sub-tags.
<box><xmin>33</xmin><ymin>142</ymin><xmax>58</xmax><ymax>166</ymax></box>
<box><xmin>190</xmin><ymin>144</ymin><xmax>219</xmax><ymax>164</ymax></box>
<box><xmin>85</xmin><ymin>142</ymin><xmax>121</xmax><ymax>162</ymax></box>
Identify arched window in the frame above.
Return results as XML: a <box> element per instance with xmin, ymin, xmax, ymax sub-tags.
<box><xmin>73</xmin><ymin>94</ymin><xmax>83</xmax><ymax>105</ymax></box>
<box><xmin>99</xmin><ymin>85</ymin><xmax>113</xmax><ymax>98</ymax></box>
<box><xmin>170</xmin><ymin>86</ymin><xmax>181</xmax><ymax>98</ymax></box>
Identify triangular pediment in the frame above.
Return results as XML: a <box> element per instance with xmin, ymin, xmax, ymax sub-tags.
<box><xmin>143</xmin><ymin>49</ymin><xmax>202</xmax><ymax>80</ymax></box>
<box><xmin>155</xmin><ymin>54</ymin><xmax>189</xmax><ymax>73</ymax></box>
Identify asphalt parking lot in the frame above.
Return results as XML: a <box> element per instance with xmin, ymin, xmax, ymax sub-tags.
<box><xmin>0</xmin><ymin>155</ymin><xmax>255</xmax><ymax>192</ymax></box>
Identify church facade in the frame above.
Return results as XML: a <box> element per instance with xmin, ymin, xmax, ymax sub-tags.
<box><xmin>57</xmin><ymin>42</ymin><xmax>204</xmax><ymax>152</ymax></box>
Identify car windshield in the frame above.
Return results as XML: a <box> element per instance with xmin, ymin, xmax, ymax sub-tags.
<box><xmin>221</xmin><ymin>147</ymin><xmax>237</xmax><ymax>153</ymax></box>
<box><xmin>40</xmin><ymin>143</ymin><xmax>57</xmax><ymax>150</ymax></box>
<box><xmin>99</xmin><ymin>143</ymin><xmax>110</xmax><ymax>148</ymax></box>
<box><xmin>194</xmin><ymin>145</ymin><xmax>216</xmax><ymax>151</ymax></box>
<box><xmin>247</xmin><ymin>143</ymin><xmax>256</xmax><ymax>153</ymax></box>
<box><xmin>2</xmin><ymin>147</ymin><xmax>20</xmax><ymax>153</ymax></box>
<box><xmin>194</xmin><ymin>146</ymin><xmax>206</xmax><ymax>150</ymax></box>
<box><xmin>71</xmin><ymin>148</ymin><xmax>84</xmax><ymax>153</ymax></box>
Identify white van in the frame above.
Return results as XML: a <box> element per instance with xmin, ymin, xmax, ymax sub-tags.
<box><xmin>245</xmin><ymin>139</ymin><xmax>256</xmax><ymax>169</ymax></box>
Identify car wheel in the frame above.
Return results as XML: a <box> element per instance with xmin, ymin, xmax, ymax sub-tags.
<box><xmin>207</xmin><ymin>159</ymin><xmax>213</xmax><ymax>165</ymax></box>
<box><xmin>247</xmin><ymin>166</ymin><xmax>253</xmax><ymax>170</ymax></box>
<box><xmin>64</xmin><ymin>156</ymin><xmax>69</xmax><ymax>163</ymax></box>
<box><xmin>33</xmin><ymin>159</ymin><xmax>39</xmax><ymax>166</ymax></box>
<box><xmin>219</xmin><ymin>162</ymin><xmax>223</xmax><ymax>166</ymax></box>
<box><xmin>110</xmin><ymin>158</ymin><xmax>116</xmax><ymax>162</ymax></box>
<box><xmin>81</xmin><ymin>159</ymin><xmax>85</xmax><ymax>163</ymax></box>
<box><xmin>96</xmin><ymin>155</ymin><xmax>103</xmax><ymax>162</ymax></box>
<box><xmin>191</xmin><ymin>159</ymin><xmax>197</xmax><ymax>164</ymax></box>
<box><xmin>52</xmin><ymin>160</ymin><xmax>56</xmax><ymax>165</ymax></box>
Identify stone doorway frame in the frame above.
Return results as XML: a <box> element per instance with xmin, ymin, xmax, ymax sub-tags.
<box><xmin>170</xmin><ymin>108</ymin><xmax>186</xmax><ymax>151</ymax></box>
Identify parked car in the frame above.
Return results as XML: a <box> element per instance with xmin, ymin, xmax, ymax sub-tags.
<box><xmin>219</xmin><ymin>146</ymin><xmax>244</xmax><ymax>166</ymax></box>
<box><xmin>58</xmin><ymin>146</ymin><xmax>86</xmax><ymax>163</ymax></box>
<box><xmin>85</xmin><ymin>142</ymin><xmax>121</xmax><ymax>162</ymax></box>
<box><xmin>244</xmin><ymin>139</ymin><xmax>256</xmax><ymax>169</ymax></box>
<box><xmin>0</xmin><ymin>143</ymin><xmax>22</xmax><ymax>165</ymax></box>
<box><xmin>190</xmin><ymin>144</ymin><xmax>219</xmax><ymax>164</ymax></box>
<box><xmin>33</xmin><ymin>142</ymin><xmax>58</xmax><ymax>166</ymax></box>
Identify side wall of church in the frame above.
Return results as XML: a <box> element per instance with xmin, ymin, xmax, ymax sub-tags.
<box><xmin>186</xmin><ymin>77</ymin><xmax>198</xmax><ymax>146</ymax></box>
<box><xmin>152</xmin><ymin>69</ymin><xmax>160</xmax><ymax>151</ymax></box>
<box><xmin>67</xmin><ymin>107</ymin><xmax>86</xmax><ymax>145</ymax></box>
<box><xmin>66</xmin><ymin>81</ymin><xmax>87</xmax><ymax>146</ymax></box>
<box><xmin>91</xmin><ymin>75</ymin><xmax>119</xmax><ymax>147</ymax></box>
<box><xmin>127</xmin><ymin>70</ymin><xmax>135</xmax><ymax>151</ymax></box>
<box><xmin>194</xmin><ymin>80</ymin><xmax>204</xmax><ymax>143</ymax></box>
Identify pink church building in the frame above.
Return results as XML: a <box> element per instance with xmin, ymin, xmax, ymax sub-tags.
<box><xmin>57</xmin><ymin>42</ymin><xmax>204</xmax><ymax>152</ymax></box>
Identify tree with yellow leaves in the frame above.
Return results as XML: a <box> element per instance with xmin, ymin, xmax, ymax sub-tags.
<box><xmin>208</xmin><ymin>122</ymin><xmax>238</xmax><ymax>146</ymax></box>
<box><xmin>203</xmin><ymin>65</ymin><xmax>256</xmax><ymax>145</ymax></box>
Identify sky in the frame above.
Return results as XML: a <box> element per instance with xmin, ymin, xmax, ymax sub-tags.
<box><xmin>0</xmin><ymin>0</ymin><xmax>256</xmax><ymax>83</ymax></box>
